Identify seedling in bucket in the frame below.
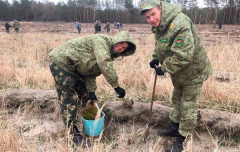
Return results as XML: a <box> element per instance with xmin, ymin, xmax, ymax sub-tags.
<box><xmin>81</xmin><ymin>102</ymin><xmax>106</xmax><ymax>137</ymax></box>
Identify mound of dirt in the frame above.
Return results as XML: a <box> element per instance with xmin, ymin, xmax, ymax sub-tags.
<box><xmin>1</xmin><ymin>88</ymin><xmax>240</xmax><ymax>151</ymax></box>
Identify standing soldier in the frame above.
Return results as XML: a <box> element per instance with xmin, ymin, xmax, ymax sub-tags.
<box><xmin>76</xmin><ymin>22</ymin><xmax>82</xmax><ymax>34</ymax></box>
<box><xmin>140</xmin><ymin>0</ymin><xmax>212</xmax><ymax>152</ymax></box>
<box><xmin>48</xmin><ymin>31</ymin><xmax>136</xmax><ymax>146</ymax></box>
<box><xmin>104</xmin><ymin>22</ymin><xmax>110</xmax><ymax>33</ymax></box>
<box><xmin>114</xmin><ymin>22</ymin><xmax>117</xmax><ymax>29</ymax></box>
<box><xmin>212</xmin><ymin>21</ymin><xmax>216</xmax><ymax>29</ymax></box>
<box><xmin>97</xmin><ymin>20</ymin><xmax>101</xmax><ymax>32</ymax></box>
<box><xmin>116</xmin><ymin>22</ymin><xmax>120</xmax><ymax>29</ymax></box>
<box><xmin>13</xmin><ymin>20</ymin><xmax>20</xmax><ymax>33</ymax></box>
<box><xmin>120</xmin><ymin>23</ymin><xmax>123</xmax><ymax>29</ymax></box>
<box><xmin>5</xmin><ymin>21</ymin><xmax>12</xmax><ymax>33</ymax></box>
<box><xmin>218</xmin><ymin>22</ymin><xmax>222</xmax><ymax>29</ymax></box>
<box><xmin>94</xmin><ymin>20</ymin><xmax>98</xmax><ymax>34</ymax></box>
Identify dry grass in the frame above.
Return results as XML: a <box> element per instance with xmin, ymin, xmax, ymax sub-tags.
<box><xmin>1</xmin><ymin>25</ymin><xmax>239</xmax><ymax>109</ymax></box>
<box><xmin>0</xmin><ymin>23</ymin><xmax>240</xmax><ymax>151</ymax></box>
<box><xmin>0</xmin><ymin>105</ymin><xmax>165</xmax><ymax>151</ymax></box>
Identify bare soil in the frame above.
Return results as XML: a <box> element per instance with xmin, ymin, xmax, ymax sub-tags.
<box><xmin>1</xmin><ymin>88</ymin><xmax>240</xmax><ymax>151</ymax></box>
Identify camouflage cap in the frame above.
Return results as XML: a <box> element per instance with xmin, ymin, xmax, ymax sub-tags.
<box><xmin>140</xmin><ymin>0</ymin><xmax>161</xmax><ymax>16</ymax></box>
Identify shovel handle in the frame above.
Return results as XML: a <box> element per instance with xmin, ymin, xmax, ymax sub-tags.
<box><xmin>147</xmin><ymin>71</ymin><xmax>157</xmax><ymax>126</ymax></box>
<box><xmin>144</xmin><ymin>71</ymin><xmax>157</xmax><ymax>143</ymax></box>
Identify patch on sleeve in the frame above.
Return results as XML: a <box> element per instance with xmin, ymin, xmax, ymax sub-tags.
<box><xmin>161</xmin><ymin>38</ymin><xmax>168</xmax><ymax>43</ymax></box>
<box><xmin>175</xmin><ymin>38</ymin><xmax>184</xmax><ymax>47</ymax></box>
<box><xmin>170</xmin><ymin>23</ymin><xmax>176</xmax><ymax>31</ymax></box>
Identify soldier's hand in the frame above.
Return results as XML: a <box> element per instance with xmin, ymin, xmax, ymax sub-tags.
<box><xmin>155</xmin><ymin>67</ymin><xmax>164</xmax><ymax>75</ymax></box>
<box><xmin>89</xmin><ymin>92</ymin><xmax>98</xmax><ymax>105</ymax></box>
<box><xmin>149</xmin><ymin>59</ymin><xmax>159</xmax><ymax>68</ymax></box>
<box><xmin>114</xmin><ymin>86</ymin><xmax>126</xmax><ymax>98</ymax></box>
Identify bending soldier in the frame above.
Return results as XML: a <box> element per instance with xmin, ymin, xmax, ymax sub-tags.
<box><xmin>49</xmin><ymin>31</ymin><xmax>136</xmax><ymax>146</ymax></box>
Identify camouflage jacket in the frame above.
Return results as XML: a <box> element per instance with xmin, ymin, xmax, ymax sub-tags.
<box><xmin>97</xmin><ymin>21</ymin><xmax>101</xmax><ymax>26</ymax></box>
<box><xmin>49</xmin><ymin>31</ymin><xmax>136</xmax><ymax>92</ymax></box>
<box><xmin>94</xmin><ymin>21</ymin><xmax>97</xmax><ymax>28</ymax></box>
<box><xmin>152</xmin><ymin>2</ymin><xmax>212</xmax><ymax>86</ymax></box>
<box><xmin>13</xmin><ymin>21</ymin><xmax>20</xmax><ymax>28</ymax></box>
<box><xmin>106</xmin><ymin>22</ymin><xmax>110</xmax><ymax>30</ymax></box>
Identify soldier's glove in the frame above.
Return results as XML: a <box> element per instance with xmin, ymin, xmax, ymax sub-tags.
<box><xmin>155</xmin><ymin>67</ymin><xmax>164</xmax><ymax>75</ymax></box>
<box><xmin>114</xmin><ymin>86</ymin><xmax>126</xmax><ymax>98</ymax></box>
<box><xmin>89</xmin><ymin>92</ymin><xmax>98</xmax><ymax>105</ymax></box>
<box><xmin>149</xmin><ymin>59</ymin><xmax>159</xmax><ymax>68</ymax></box>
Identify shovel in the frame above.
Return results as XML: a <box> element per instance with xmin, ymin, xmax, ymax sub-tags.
<box><xmin>143</xmin><ymin>70</ymin><xmax>158</xmax><ymax>143</ymax></box>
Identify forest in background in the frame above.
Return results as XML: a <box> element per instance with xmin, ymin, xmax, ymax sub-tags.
<box><xmin>0</xmin><ymin>0</ymin><xmax>239</xmax><ymax>24</ymax></box>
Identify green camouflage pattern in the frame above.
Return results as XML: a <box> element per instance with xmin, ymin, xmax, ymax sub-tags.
<box><xmin>94</xmin><ymin>21</ymin><xmax>98</xmax><ymax>33</ymax></box>
<box><xmin>49</xmin><ymin>31</ymin><xmax>136</xmax><ymax>92</ymax></box>
<box><xmin>106</xmin><ymin>22</ymin><xmax>110</xmax><ymax>30</ymax></box>
<box><xmin>212</xmin><ymin>21</ymin><xmax>216</xmax><ymax>29</ymax></box>
<box><xmin>13</xmin><ymin>20</ymin><xmax>20</xmax><ymax>28</ymax></box>
<box><xmin>13</xmin><ymin>20</ymin><xmax>20</xmax><ymax>33</ymax></box>
<box><xmin>152</xmin><ymin>1</ymin><xmax>212</xmax><ymax>86</ymax></box>
<box><xmin>169</xmin><ymin>83</ymin><xmax>202</xmax><ymax>136</ymax></box>
<box><xmin>147</xmin><ymin>1</ymin><xmax>213</xmax><ymax>136</ymax></box>
<box><xmin>97</xmin><ymin>20</ymin><xmax>101</xmax><ymax>26</ymax></box>
<box><xmin>140</xmin><ymin>0</ymin><xmax>161</xmax><ymax>15</ymax></box>
<box><xmin>49</xmin><ymin>31</ymin><xmax>136</xmax><ymax>126</ymax></box>
<box><xmin>49</xmin><ymin>62</ymin><xmax>88</xmax><ymax>126</ymax></box>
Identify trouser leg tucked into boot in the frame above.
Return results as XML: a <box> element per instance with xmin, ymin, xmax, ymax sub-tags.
<box><xmin>70</xmin><ymin>126</ymin><xmax>90</xmax><ymax>147</ymax></box>
<box><xmin>165</xmin><ymin>135</ymin><xmax>186</xmax><ymax>152</ymax></box>
<box><xmin>158</xmin><ymin>121</ymin><xmax>180</xmax><ymax>137</ymax></box>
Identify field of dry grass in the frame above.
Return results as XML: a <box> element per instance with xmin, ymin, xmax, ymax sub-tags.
<box><xmin>0</xmin><ymin>22</ymin><xmax>240</xmax><ymax>151</ymax></box>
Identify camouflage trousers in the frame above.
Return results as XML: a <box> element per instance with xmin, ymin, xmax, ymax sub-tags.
<box><xmin>50</xmin><ymin>62</ymin><xmax>89</xmax><ymax>127</ymax></box>
<box><xmin>14</xmin><ymin>28</ymin><xmax>19</xmax><ymax>33</ymax></box>
<box><xmin>94</xmin><ymin>27</ymin><xmax>98</xmax><ymax>34</ymax></box>
<box><xmin>77</xmin><ymin>29</ymin><xmax>81</xmax><ymax>34</ymax></box>
<box><xmin>169</xmin><ymin>82</ymin><xmax>203</xmax><ymax>137</ymax></box>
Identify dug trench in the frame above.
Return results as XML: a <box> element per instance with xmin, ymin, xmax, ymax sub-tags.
<box><xmin>0</xmin><ymin>88</ymin><xmax>240</xmax><ymax>151</ymax></box>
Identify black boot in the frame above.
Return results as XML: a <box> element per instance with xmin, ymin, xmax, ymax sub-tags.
<box><xmin>158</xmin><ymin>122</ymin><xmax>180</xmax><ymax>137</ymax></box>
<box><xmin>71</xmin><ymin>126</ymin><xmax>90</xmax><ymax>147</ymax></box>
<box><xmin>165</xmin><ymin>135</ymin><xmax>185</xmax><ymax>152</ymax></box>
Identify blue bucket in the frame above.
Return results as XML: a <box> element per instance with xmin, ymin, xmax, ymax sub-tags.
<box><xmin>81</xmin><ymin>111</ymin><xmax>105</xmax><ymax>137</ymax></box>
